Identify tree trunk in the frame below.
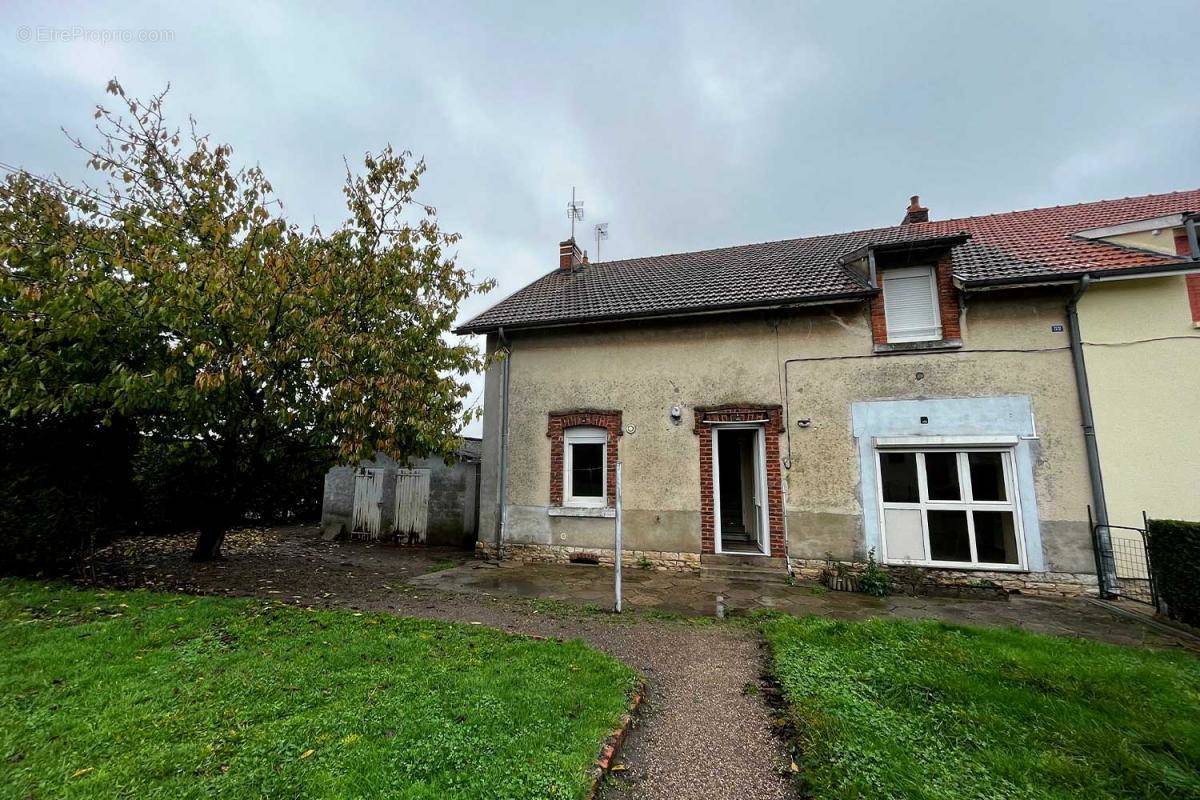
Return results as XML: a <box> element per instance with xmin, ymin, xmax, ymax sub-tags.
<box><xmin>191</xmin><ymin>524</ymin><xmax>227</xmax><ymax>561</ymax></box>
<box><xmin>193</xmin><ymin>430</ymin><xmax>240</xmax><ymax>562</ymax></box>
<box><xmin>191</xmin><ymin>494</ymin><xmax>233</xmax><ymax>561</ymax></box>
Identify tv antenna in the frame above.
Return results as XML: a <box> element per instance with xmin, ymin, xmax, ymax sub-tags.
<box><xmin>594</xmin><ymin>222</ymin><xmax>609</xmax><ymax>262</ymax></box>
<box><xmin>567</xmin><ymin>186</ymin><xmax>584</xmax><ymax>239</ymax></box>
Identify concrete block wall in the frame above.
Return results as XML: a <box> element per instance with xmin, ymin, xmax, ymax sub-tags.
<box><xmin>321</xmin><ymin>452</ymin><xmax>479</xmax><ymax>548</ymax></box>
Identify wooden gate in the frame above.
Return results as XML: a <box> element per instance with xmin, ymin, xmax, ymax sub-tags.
<box><xmin>351</xmin><ymin>468</ymin><xmax>386</xmax><ymax>539</ymax></box>
<box><xmin>393</xmin><ymin>468</ymin><xmax>430</xmax><ymax>545</ymax></box>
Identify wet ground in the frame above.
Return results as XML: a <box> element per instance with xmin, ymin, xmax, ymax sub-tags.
<box><xmin>79</xmin><ymin>526</ymin><xmax>1195</xmax><ymax>800</ymax></box>
<box><xmin>414</xmin><ymin>559</ymin><xmax>1196</xmax><ymax>650</ymax></box>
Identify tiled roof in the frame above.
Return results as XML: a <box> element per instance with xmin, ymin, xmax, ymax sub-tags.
<box><xmin>456</xmin><ymin>437</ymin><xmax>482</xmax><ymax>461</ymax></box>
<box><xmin>457</xmin><ymin>189</ymin><xmax>1200</xmax><ymax>333</ymax></box>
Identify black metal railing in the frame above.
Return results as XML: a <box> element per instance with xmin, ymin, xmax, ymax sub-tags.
<box><xmin>1090</xmin><ymin>510</ymin><xmax>1158</xmax><ymax>606</ymax></box>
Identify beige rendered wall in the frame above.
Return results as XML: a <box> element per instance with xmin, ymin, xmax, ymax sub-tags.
<box><xmin>1078</xmin><ymin>275</ymin><xmax>1200</xmax><ymax>529</ymax></box>
<box><xmin>477</xmin><ymin>289</ymin><xmax>1097</xmax><ymax>573</ymax></box>
<box><xmin>1100</xmin><ymin>230</ymin><xmax>1180</xmax><ymax>256</ymax></box>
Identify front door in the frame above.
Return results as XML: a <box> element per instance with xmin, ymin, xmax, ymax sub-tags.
<box><xmin>713</xmin><ymin>426</ymin><xmax>768</xmax><ymax>555</ymax></box>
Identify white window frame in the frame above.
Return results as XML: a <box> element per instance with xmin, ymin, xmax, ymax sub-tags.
<box><xmin>710</xmin><ymin>423</ymin><xmax>771</xmax><ymax>557</ymax></box>
<box><xmin>564</xmin><ymin>426</ymin><xmax>607</xmax><ymax>508</ymax></box>
<box><xmin>882</xmin><ymin>265</ymin><xmax>942</xmax><ymax>343</ymax></box>
<box><xmin>875</xmin><ymin>445</ymin><xmax>1027</xmax><ymax>570</ymax></box>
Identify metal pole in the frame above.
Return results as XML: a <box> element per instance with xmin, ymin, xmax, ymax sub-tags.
<box><xmin>495</xmin><ymin>330</ymin><xmax>511</xmax><ymax>560</ymax></box>
<box><xmin>614</xmin><ymin>461</ymin><xmax>623</xmax><ymax>613</ymax></box>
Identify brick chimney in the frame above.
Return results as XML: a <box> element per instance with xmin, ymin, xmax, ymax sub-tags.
<box><xmin>901</xmin><ymin>195</ymin><xmax>929</xmax><ymax>225</ymax></box>
<box><xmin>559</xmin><ymin>238</ymin><xmax>584</xmax><ymax>271</ymax></box>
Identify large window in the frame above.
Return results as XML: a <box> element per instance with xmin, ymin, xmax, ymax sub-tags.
<box><xmin>882</xmin><ymin>265</ymin><xmax>941</xmax><ymax>343</ymax></box>
<box><xmin>877</xmin><ymin>448</ymin><xmax>1023</xmax><ymax>568</ymax></box>
<box><xmin>564</xmin><ymin>426</ymin><xmax>607</xmax><ymax>507</ymax></box>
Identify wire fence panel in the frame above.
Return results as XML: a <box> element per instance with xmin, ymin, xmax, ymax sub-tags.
<box><xmin>1096</xmin><ymin>522</ymin><xmax>1158</xmax><ymax>606</ymax></box>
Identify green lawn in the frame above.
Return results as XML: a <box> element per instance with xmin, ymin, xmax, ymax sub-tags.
<box><xmin>762</xmin><ymin>616</ymin><xmax>1200</xmax><ymax>800</ymax></box>
<box><xmin>0</xmin><ymin>580</ymin><xmax>636</xmax><ymax>800</ymax></box>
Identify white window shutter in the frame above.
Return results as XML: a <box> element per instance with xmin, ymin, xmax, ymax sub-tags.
<box><xmin>883</xmin><ymin>266</ymin><xmax>941</xmax><ymax>342</ymax></box>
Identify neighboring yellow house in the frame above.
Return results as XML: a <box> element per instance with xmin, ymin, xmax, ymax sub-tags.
<box><xmin>1074</xmin><ymin>220</ymin><xmax>1200</xmax><ymax>580</ymax></box>
<box><xmin>458</xmin><ymin>190</ymin><xmax>1200</xmax><ymax>597</ymax></box>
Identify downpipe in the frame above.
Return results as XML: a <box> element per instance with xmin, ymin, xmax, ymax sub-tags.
<box><xmin>1066</xmin><ymin>276</ymin><xmax>1118</xmax><ymax>597</ymax></box>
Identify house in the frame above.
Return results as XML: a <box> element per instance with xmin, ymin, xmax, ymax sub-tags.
<box><xmin>455</xmin><ymin>191</ymin><xmax>1200</xmax><ymax>596</ymax></box>
<box><xmin>320</xmin><ymin>438</ymin><xmax>481</xmax><ymax>547</ymax></box>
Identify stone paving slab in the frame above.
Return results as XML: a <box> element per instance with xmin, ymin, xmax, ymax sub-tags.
<box><xmin>411</xmin><ymin>560</ymin><xmax>1199</xmax><ymax>651</ymax></box>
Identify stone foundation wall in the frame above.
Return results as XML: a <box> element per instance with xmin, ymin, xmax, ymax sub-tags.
<box><xmin>476</xmin><ymin>542</ymin><xmax>701</xmax><ymax>572</ymax></box>
<box><xmin>788</xmin><ymin>557</ymin><xmax>1099</xmax><ymax>598</ymax></box>
<box><xmin>478</xmin><ymin>543</ymin><xmax>1099</xmax><ymax>597</ymax></box>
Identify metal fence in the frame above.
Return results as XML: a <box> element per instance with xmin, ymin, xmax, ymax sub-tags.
<box><xmin>1090</xmin><ymin>511</ymin><xmax>1158</xmax><ymax>606</ymax></box>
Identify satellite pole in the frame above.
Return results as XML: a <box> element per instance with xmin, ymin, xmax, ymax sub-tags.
<box><xmin>567</xmin><ymin>186</ymin><xmax>584</xmax><ymax>240</ymax></box>
<box><xmin>594</xmin><ymin>222</ymin><xmax>609</xmax><ymax>262</ymax></box>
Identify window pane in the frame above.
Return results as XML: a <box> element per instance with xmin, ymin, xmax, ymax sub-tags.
<box><xmin>924</xmin><ymin>452</ymin><xmax>961</xmax><ymax>501</ymax></box>
<box><xmin>571</xmin><ymin>442</ymin><xmax>604</xmax><ymax>498</ymax></box>
<box><xmin>883</xmin><ymin>508</ymin><xmax>925</xmax><ymax>561</ymax></box>
<box><xmin>973</xmin><ymin>511</ymin><xmax>1019</xmax><ymax>564</ymax></box>
<box><xmin>928</xmin><ymin>510</ymin><xmax>971</xmax><ymax>562</ymax></box>
<box><xmin>879</xmin><ymin>452</ymin><xmax>919</xmax><ymax>503</ymax></box>
<box><xmin>968</xmin><ymin>452</ymin><xmax>1007</xmax><ymax>501</ymax></box>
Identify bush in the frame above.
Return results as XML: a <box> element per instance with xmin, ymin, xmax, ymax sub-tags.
<box><xmin>0</xmin><ymin>417</ymin><xmax>327</xmax><ymax>576</ymax></box>
<box><xmin>0</xmin><ymin>417</ymin><xmax>137</xmax><ymax>575</ymax></box>
<box><xmin>858</xmin><ymin>548</ymin><xmax>893</xmax><ymax>597</ymax></box>
<box><xmin>1146</xmin><ymin>518</ymin><xmax>1200</xmax><ymax>627</ymax></box>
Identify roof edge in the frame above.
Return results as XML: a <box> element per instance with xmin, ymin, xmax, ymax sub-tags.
<box><xmin>958</xmin><ymin>259</ymin><xmax>1199</xmax><ymax>290</ymax></box>
<box><xmin>453</xmin><ymin>289</ymin><xmax>875</xmax><ymax>335</ymax></box>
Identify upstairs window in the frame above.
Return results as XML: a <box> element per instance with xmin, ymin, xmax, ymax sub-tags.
<box><xmin>882</xmin><ymin>265</ymin><xmax>942</xmax><ymax>343</ymax></box>
<box><xmin>564</xmin><ymin>426</ymin><xmax>607</xmax><ymax>507</ymax></box>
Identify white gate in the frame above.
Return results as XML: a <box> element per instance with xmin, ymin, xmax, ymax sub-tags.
<box><xmin>393</xmin><ymin>468</ymin><xmax>430</xmax><ymax>545</ymax></box>
<box><xmin>351</xmin><ymin>468</ymin><xmax>386</xmax><ymax>539</ymax></box>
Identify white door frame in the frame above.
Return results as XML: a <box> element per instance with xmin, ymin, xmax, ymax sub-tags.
<box><xmin>711</xmin><ymin>423</ymin><xmax>770</xmax><ymax>556</ymax></box>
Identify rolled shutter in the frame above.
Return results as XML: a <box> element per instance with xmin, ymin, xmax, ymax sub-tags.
<box><xmin>882</xmin><ymin>267</ymin><xmax>941</xmax><ymax>341</ymax></box>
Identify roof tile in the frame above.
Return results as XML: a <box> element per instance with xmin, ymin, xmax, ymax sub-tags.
<box><xmin>458</xmin><ymin>189</ymin><xmax>1200</xmax><ymax>333</ymax></box>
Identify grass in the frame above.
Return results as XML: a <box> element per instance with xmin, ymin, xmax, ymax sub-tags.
<box><xmin>0</xmin><ymin>580</ymin><xmax>637</xmax><ymax>800</ymax></box>
<box><xmin>762</xmin><ymin>615</ymin><xmax>1200</xmax><ymax>800</ymax></box>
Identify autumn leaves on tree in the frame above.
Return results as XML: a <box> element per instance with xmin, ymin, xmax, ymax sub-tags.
<box><xmin>0</xmin><ymin>81</ymin><xmax>493</xmax><ymax>560</ymax></box>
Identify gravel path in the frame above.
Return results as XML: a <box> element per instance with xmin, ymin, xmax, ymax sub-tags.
<box><xmin>596</xmin><ymin>628</ymin><xmax>792</xmax><ymax>800</ymax></box>
<box><xmin>85</xmin><ymin>526</ymin><xmax>797</xmax><ymax>799</ymax></box>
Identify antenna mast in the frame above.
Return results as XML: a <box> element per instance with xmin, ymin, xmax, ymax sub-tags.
<box><xmin>594</xmin><ymin>222</ymin><xmax>609</xmax><ymax>262</ymax></box>
<box><xmin>567</xmin><ymin>186</ymin><xmax>584</xmax><ymax>240</ymax></box>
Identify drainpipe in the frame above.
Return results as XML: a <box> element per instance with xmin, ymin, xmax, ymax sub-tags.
<box><xmin>1066</xmin><ymin>276</ymin><xmax>1118</xmax><ymax>597</ymax></box>
<box><xmin>494</xmin><ymin>327</ymin><xmax>512</xmax><ymax>560</ymax></box>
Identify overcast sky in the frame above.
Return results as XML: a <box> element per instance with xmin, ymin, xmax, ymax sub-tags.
<box><xmin>3</xmin><ymin>1</ymin><xmax>1198</xmax><ymax>436</ymax></box>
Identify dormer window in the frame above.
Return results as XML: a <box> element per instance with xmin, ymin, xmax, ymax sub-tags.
<box><xmin>881</xmin><ymin>265</ymin><xmax>942</xmax><ymax>343</ymax></box>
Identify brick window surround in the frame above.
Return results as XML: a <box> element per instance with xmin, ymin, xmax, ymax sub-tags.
<box><xmin>693</xmin><ymin>404</ymin><xmax>785</xmax><ymax>557</ymax></box>
<box><xmin>547</xmin><ymin>410</ymin><xmax>622</xmax><ymax>508</ymax></box>
<box><xmin>871</xmin><ymin>250</ymin><xmax>961</xmax><ymax>346</ymax></box>
<box><xmin>1175</xmin><ymin>229</ymin><xmax>1200</xmax><ymax>324</ymax></box>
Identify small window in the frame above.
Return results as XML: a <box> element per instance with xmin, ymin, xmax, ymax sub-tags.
<box><xmin>877</xmin><ymin>448</ymin><xmax>1023</xmax><ymax>569</ymax></box>
<box><xmin>564</xmin><ymin>426</ymin><xmax>607</xmax><ymax>507</ymax></box>
<box><xmin>882</xmin><ymin>266</ymin><xmax>942</xmax><ymax>343</ymax></box>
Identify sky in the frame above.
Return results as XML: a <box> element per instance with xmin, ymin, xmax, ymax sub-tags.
<box><xmin>3</xmin><ymin>1</ymin><xmax>1198</xmax><ymax>436</ymax></box>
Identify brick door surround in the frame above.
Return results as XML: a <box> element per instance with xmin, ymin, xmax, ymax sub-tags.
<box><xmin>693</xmin><ymin>404</ymin><xmax>785</xmax><ymax>557</ymax></box>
